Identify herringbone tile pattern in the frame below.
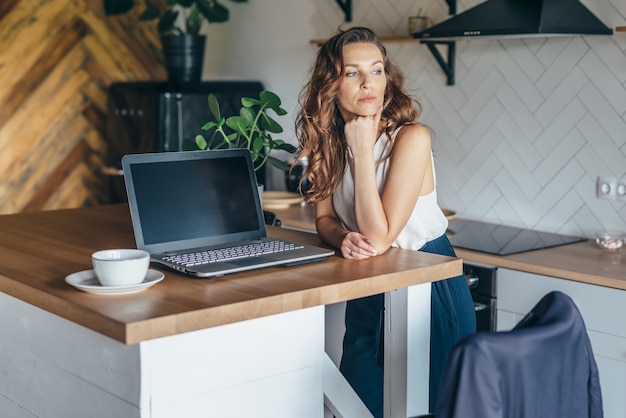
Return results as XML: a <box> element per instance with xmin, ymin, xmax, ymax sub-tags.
<box><xmin>315</xmin><ymin>0</ymin><xmax>626</xmax><ymax>236</ymax></box>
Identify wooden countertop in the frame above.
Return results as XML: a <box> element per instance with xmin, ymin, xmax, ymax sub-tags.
<box><xmin>0</xmin><ymin>204</ymin><xmax>461</xmax><ymax>345</ymax></box>
<box><xmin>269</xmin><ymin>205</ymin><xmax>626</xmax><ymax>291</ymax></box>
<box><xmin>454</xmin><ymin>242</ymin><xmax>626</xmax><ymax>290</ymax></box>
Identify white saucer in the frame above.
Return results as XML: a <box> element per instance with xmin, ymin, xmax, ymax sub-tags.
<box><xmin>65</xmin><ymin>269</ymin><xmax>164</xmax><ymax>295</ymax></box>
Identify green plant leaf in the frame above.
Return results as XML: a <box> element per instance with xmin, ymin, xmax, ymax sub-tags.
<box><xmin>181</xmin><ymin>138</ymin><xmax>200</xmax><ymax>150</ymax></box>
<box><xmin>207</xmin><ymin>94</ymin><xmax>221</xmax><ymax>121</ymax></box>
<box><xmin>195</xmin><ymin>134</ymin><xmax>208</xmax><ymax>150</ymax></box>
<box><xmin>239</xmin><ymin>107</ymin><xmax>256</xmax><ymax>126</ymax></box>
<box><xmin>226</xmin><ymin>132</ymin><xmax>239</xmax><ymax>145</ymax></box>
<box><xmin>197</xmin><ymin>0</ymin><xmax>229</xmax><ymax>23</ymax></box>
<box><xmin>226</xmin><ymin>116</ymin><xmax>248</xmax><ymax>134</ymax></box>
<box><xmin>201</xmin><ymin>120</ymin><xmax>218</xmax><ymax>130</ymax></box>
<box><xmin>251</xmin><ymin>136</ymin><xmax>265</xmax><ymax>154</ymax></box>
<box><xmin>241</xmin><ymin>97</ymin><xmax>260</xmax><ymax>108</ymax></box>
<box><xmin>103</xmin><ymin>0</ymin><xmax>135</xmax><ymax>15</ymax></box>
<box><xmin>186</xmin><ymin>7</ymin><xmax>203</xmax><ymax>34</ymax></box>
<box><xmin>267</xmin><ymin>156</ymin><xmax>291</xmax><ymax>172</ymax></box>
<box><xmin>157</xmin><ymin>10</ymin><xmax>178</xmax><ymax>34</ymax></box>
<box><xmin>104</xmin><ymin>0</ymin><xmax>247</xmax><ymax>34</ymax></box>
<box><xmin>272</xmin><ymin>141</ymin><xmax>298</xmax><ymax>153</ymax></box>
<box><xmin>259</xmin><ymin>91</ymin><xmax>281</xmax><ymax>108</ymax></box>
<box><xmin>273</xmin><ymin>106</ymin><xmax>288</xmax><ymax>116</ymax></box>
<box><xmin>138</xmin><ymin>2</ymin><xmax>160</xmax><ymax>20</ymax></box>
<box><xmin>260</xmin><ymin>114</ymin><xmax>283</xmax><ymax>133</ymax></box>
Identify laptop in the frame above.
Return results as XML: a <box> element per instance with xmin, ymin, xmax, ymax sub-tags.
<box><xmin>121</xmin><ymin>149</ymin><xmax>334</xmax><ymax>278</ymax></box>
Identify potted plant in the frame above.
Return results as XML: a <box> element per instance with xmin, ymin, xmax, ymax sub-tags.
<box><xmin>182</xmin><ymin>90</ymin><xmax>297</xmax><ymax>183</ymax></box>
<box><xmin>103</xmin><ymin>0</ymin><xmax>247</xmax><ymax>81</ymax></box>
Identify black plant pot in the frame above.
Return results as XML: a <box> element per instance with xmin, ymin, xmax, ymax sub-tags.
<box><xmin>161</xmin><ymin>35</ymin><xmax>206</xmax><ymax>82</ymax></box>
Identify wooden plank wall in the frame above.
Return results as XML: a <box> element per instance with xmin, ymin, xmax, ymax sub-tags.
<box><xmin>0</xmin><ymin>0</ymin><xmax>166</xmax><ymax>214</ymax></box>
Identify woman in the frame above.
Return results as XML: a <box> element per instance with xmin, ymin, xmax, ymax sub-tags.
<box><xmin>295</xmin><ymin>27</ymin><xmax>475</xmax><ymax>416</ymax></box>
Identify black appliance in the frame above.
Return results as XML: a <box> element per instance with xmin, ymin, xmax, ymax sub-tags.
<box><xmin>105</xmin><ymin>80</ymin><xmax>266</xmax><ymax>202</ymax></box>
<box><xmin>448</xmin><ymin>219</ymin><xmax>586</xmax><ymax>256</ymax></box>
<box><xmin>450</xmin><ymin>219</ymin><xmax>585</xmax><ymax>332</ymax></box>
<box><xmin>412</xmin><ymin>0</ymin><xmax>613</xmax><ymax>41</ymax></box>
<box><xmin>465</xmin><ymin>262</ymin><xmax>498</xmax><ymax>332</ymax></box>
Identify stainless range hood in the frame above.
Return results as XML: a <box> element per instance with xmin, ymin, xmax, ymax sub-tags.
<box><xmin>413</xmin><ymin>0</ymin><xmax>613</xmax><ymax>40</ymax></box>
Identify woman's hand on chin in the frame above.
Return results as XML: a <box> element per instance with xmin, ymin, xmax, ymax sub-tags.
<box><xmin>344</xmin><ymin>106</ymin><xmax>383</xmax><ymax>153</ymax></box>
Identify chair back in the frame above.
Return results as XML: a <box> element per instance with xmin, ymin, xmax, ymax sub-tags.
<box><xmin>433</xmin><ymin>291</ymin><xmax>603</xmax><ymax>418</ymax></box>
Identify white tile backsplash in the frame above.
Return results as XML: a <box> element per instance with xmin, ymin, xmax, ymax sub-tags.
<box><xmin>536</xmin><ymin>69</ymin><xmax>588</xmax><ymax>129</ymax></box>
<box><xmin>498</xmin><ymin>53</ymin><xmax>544</xmax><ymax>109</ymax></box>
<box><xmin>495</xmin><ymin>86</ymin><xmax>542</xmax><ymax>141</ymax></box>
<box><xmin>503</xmin><ymin>39</ymin><xmax>544</xmax><ymax>81</ymax></box>
<box><xmin>580</xmin><ymin>50</ymin><xmax>626</xmax><ymax>113</ymax></box>
<box><xmin>581</xmin><ymin>113</ymin><xmax>626</xmax><ymax>173</ymax></box>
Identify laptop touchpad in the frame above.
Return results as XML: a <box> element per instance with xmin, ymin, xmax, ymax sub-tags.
<box><xmin>232</xmin><ymin>257</ymin><xmax>267</xmax><ymax>267</ymax></box>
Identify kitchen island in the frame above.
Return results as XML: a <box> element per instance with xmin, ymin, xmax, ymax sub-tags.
<box><xmin>0</xmin><ymin>204</ymin><xmax>461</xmax><ymax>418</ymax></box>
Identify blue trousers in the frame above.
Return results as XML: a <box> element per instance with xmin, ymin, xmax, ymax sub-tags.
<box><xmin>338</xmin><ymin>234</ymin><xmax>476</xmax><ymax>417</ymax></box>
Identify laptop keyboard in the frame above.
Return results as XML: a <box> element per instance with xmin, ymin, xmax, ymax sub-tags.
<box><xmin>163</xmin><ymin>240</ymin><xmax>304</xmax><ymax>267</ymax></box>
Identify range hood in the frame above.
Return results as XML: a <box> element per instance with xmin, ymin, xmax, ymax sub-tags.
<box><xmin>413</xmin><ymin>0</ymin><xmax>613</xmax><ymax>40</ymax></box>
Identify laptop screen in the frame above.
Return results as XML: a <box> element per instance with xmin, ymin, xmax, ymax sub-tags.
<box><xmin>122</xmin><ymin>150</ymin><xmax>266</xmax><ymax>254</ymax></box>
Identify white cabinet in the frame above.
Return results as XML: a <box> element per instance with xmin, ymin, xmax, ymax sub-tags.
<box><xmin>0</xmin><ymin>292</ymin><xmax>326</xmax><ymax>418</ymax></box>
<box><xmin>497</xmin><ymin>268</ymin><xmax>626</xmax><ymax>418</ymax></box>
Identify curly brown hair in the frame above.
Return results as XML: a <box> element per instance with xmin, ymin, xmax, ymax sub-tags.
<box><xmin>295</xmin><ymin>26</ymin><xmax>422</xmax><ymax>204</ymax></box>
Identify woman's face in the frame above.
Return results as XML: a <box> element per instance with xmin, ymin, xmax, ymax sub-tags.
<box><xmin>336</xmin><ymin>42</ymin><xmax>387</xmax><ymax>122</ymax></box>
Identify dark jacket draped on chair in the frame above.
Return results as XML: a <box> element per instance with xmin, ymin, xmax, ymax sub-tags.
<box><xmin>434</xmin><ymin>291</ymin><xmax>603</xmax><ymax>418</ymax></box>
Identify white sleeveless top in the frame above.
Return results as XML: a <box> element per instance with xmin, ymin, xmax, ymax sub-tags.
<box><xmin>332</xmin><ymin>127</ymin><xmax>448</xmax><ymax>251</ymax></box>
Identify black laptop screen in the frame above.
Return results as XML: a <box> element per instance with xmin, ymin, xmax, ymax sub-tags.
<box><xmin>128</xmin><ymin>155</ymin><xmax>261</xmax><ymax>246</ymax></box>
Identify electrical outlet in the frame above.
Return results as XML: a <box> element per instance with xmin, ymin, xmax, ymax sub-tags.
<box><xmin>616</xmin><ymin>178</ymin><xmax>626</xmax><ymax>201</ymax></box>
<box><xmin>597</xmin><ymin>176</ymin><xmax>626</xmax><ymax>201</ymax></box>
<box><xmin>597</xmin><ymin>177</ymin><xmax>617</xmax><ymax>200</ymax></box>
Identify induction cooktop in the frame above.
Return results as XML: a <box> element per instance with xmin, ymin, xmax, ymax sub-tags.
<box><xmin>447</xmin><ymin>219</ymin><xmax>587</xmax><ymax>256</ymax></box>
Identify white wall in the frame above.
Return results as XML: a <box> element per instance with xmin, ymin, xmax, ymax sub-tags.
<box><xmin>202</xmin><ymin>0</ymin><xmax>626</xmax><ymax>238</ymax></box>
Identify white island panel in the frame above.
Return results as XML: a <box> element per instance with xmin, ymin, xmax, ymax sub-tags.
<box><xmin>0</xmin><ymin>289</ymin><xmax>325</xmax><ymax>418</ymax></box>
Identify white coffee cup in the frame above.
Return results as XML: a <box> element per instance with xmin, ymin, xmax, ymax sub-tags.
<box><xmin>92</xmin><ymin>249</ymin><xmax>150</xmax><ymax>287</ymax></box>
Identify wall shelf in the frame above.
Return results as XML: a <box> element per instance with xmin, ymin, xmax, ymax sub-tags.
<box><xmin>334</xmin><ymin>0</ymin><xmax>352</xmax><ymax>21</ymax></box>
<box><xmin>422</xmin><ymin>41</ymin><xmax>456</xmax><ymax>85</ymax></box>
